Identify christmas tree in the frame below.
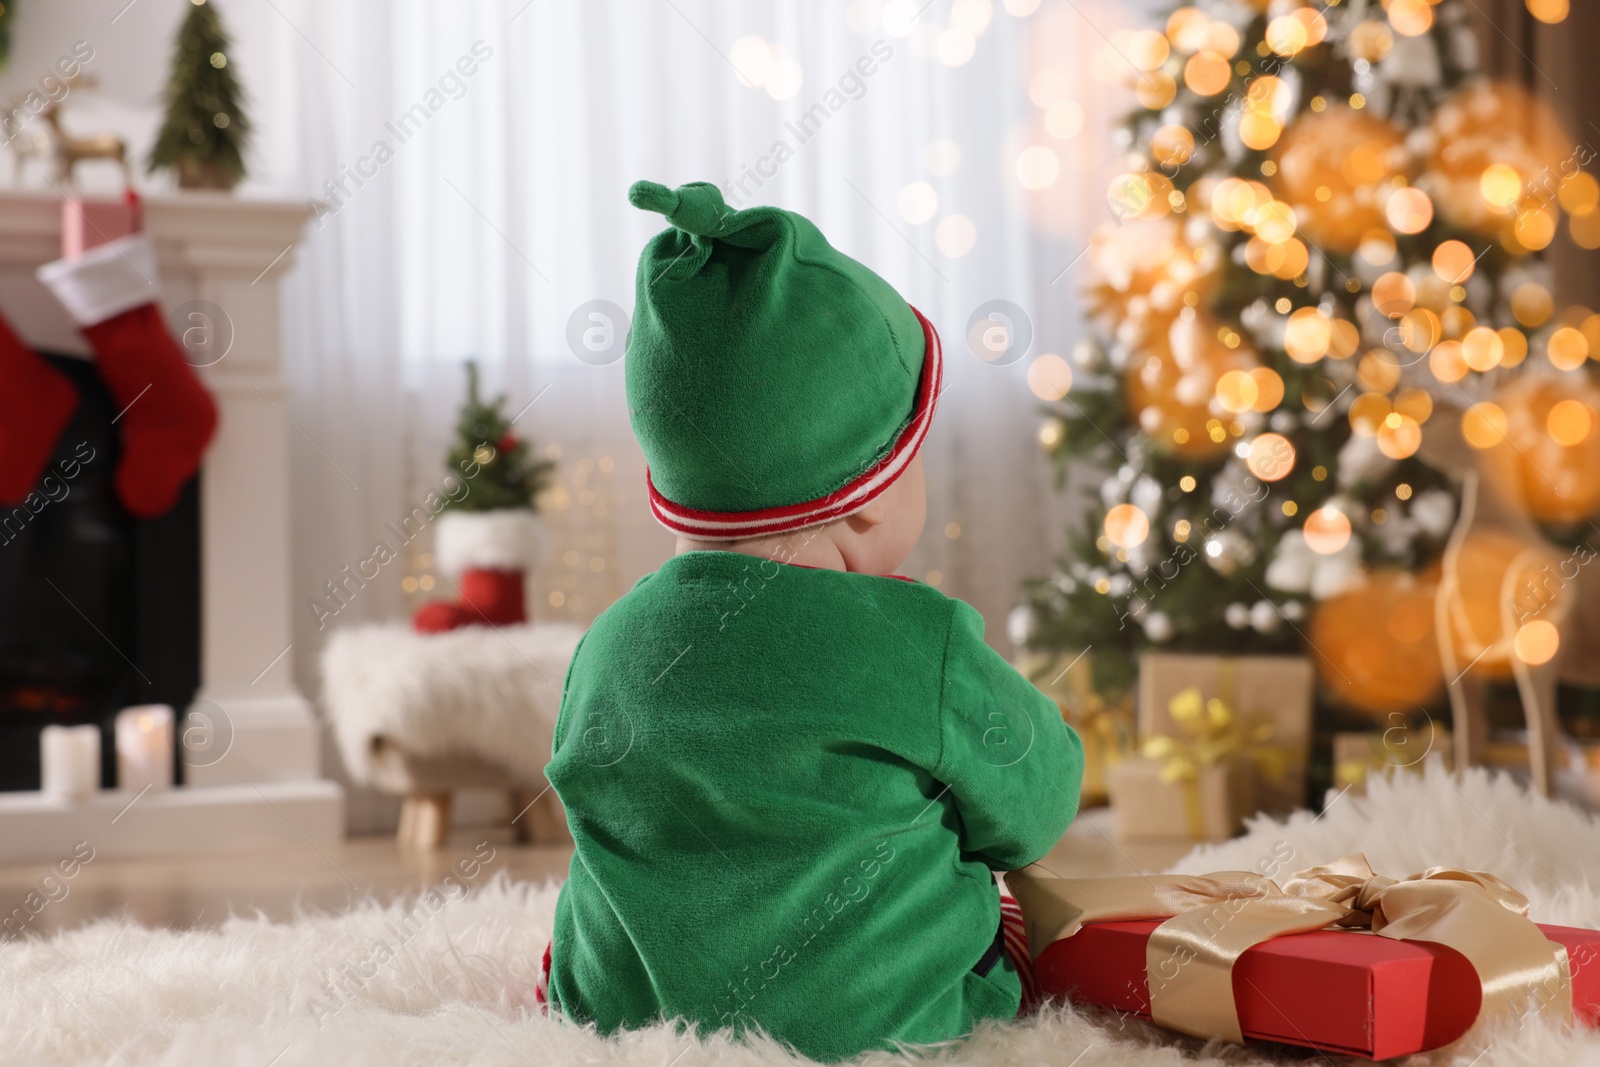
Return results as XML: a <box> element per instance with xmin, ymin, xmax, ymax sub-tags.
<box><xmin>0</xmin><ymin>3</ymin><xmax>15</xmax><ymax>73</ymax></box>
<box><xmin>1019</xmin><ymin>0</ymin><xmax>1600</xmax><ymax>705</ymax></box>
<box><xmin>147</xmin><ymin>0</ymin><xmax>250</xmax><ymax>190</ymax></box>
<box><xmin>445</xmin><ymin>362</ymin><xmax>555</xmax><ymax>513</ymax></box>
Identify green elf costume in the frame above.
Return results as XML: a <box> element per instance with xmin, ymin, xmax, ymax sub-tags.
<box><xmin>542</xmin><ymin>180</ymin><xmax>1083</xmax><ymax>1061</ymax></box>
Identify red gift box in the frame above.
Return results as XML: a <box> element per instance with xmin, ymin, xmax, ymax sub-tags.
<box><xmin>1037</xmin><ymin>919</ymin><xmax>1600</xmax><ymax>1059</ymax></box>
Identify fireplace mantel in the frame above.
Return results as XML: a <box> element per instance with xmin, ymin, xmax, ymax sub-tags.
<box><xmin>0</xmin><ymin>191</ymin><xmax>342</xmax><ymax>860</ymax></box>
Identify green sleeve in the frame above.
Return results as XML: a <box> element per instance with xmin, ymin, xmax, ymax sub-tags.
<box><xmin>934</xmin><ymin>599</ymin><xmax>1083</xmax><ymax>871</ymax></box>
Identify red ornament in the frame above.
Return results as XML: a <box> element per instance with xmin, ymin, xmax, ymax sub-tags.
<box><xmin>495</xmin><ymin>433</ymin><xmax>519</xmax><ymax>456</ymax></box>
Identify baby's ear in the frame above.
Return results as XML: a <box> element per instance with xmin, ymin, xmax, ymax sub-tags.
<box><xmin>846</xmin><ymin>500</ymin><xmax>886</xmax><ymax>531</ymax></box>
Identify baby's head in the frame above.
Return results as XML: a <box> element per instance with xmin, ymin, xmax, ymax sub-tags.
<box><xmin>624</xmin><ymin>181</ymin><xmax>941</xmax><ymax>577</ymax></box>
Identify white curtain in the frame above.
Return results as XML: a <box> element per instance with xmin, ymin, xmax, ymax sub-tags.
<box><xmin>256</xmin><ymin>0</ymin><xmax>1148</xmax><ymax>824</ymax></box>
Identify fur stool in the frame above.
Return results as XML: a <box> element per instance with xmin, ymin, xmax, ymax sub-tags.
<box><xmin>321</xmin><ymin>622</ymin><xmax>583</xmax><ymax>849</ymax></box>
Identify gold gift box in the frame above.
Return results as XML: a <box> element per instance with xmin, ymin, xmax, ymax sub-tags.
<box><xmin>1138</xmin><ymin>653</ymin><xmax>1313</xmax><ymax>816</ymax></box>
<box><xmin>1107</xmin><ymin>754</ymin><xmax>1257</xmax><ymax>843</ymax></box>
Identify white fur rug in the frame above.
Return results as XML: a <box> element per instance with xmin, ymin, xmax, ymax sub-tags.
<box><xmin>4</xmin><ymin>765</ymin><xmax>1600</xmax><ymax>1066</ymax></box>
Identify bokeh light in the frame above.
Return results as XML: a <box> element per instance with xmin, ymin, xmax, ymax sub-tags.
<box><xmin>1512</xmin><ymin>282</ymin><xmax>1555</xmax><ymax>327</ymax></box>
<box><xmin>938</xmin><ymin>27</ymin><xmax>978</xmax><ymax>66</ymax></box>
<box><xmin>1135</xmin><ymin>70</ymin><xmax>1178</xmax><ymax>109</ymax></box>
<box><xmin>1560</xmin><ymin>173</ymin><xmax>1600</xmax><ymax>215</ymax></box>
<box><xmin>1377</xmin><ymin>414</ymin><xmax>1422</xmax><ymax>459</ymax></box>
<box><xmin>1385</xmin><ymin>187</ymin><xmax>1434</xmax><ymax>234</ymax></box>
<box><xmin>1461</xmin><ymin>327</ymin><xmax>1505</xmax><ymax>371</ymax></box>
<box><xmin>1500</xmin><ymin>327</ymin><xmax>1531</xmax><ymax>366</ymax></box>
<box><xmin>730</xmin><ymin>36</ymin><xmax>774</xmax><ymax>88</ymax></box>
<box><xmin>1432</xmin><ymin>239</ymin><xmax>1477</xmax><ymax>283</ymax></box>
<box><xmin>1399</xmin><ymin>310</ymin><xmax>1441</xmax><ymax>358</ymax></box>
<box><xmin>1027</xmin><ymin>353</ymin><xmax>1073</xmax><ymax>401</ymax></box>
<box><xmin>1548</xmin><ymin>398</ymin><xmax>1594</xmax><ymax>446</ymax></box>
<box><xmin>1128</xmin><ymin>28</ymin><xmax>1170</xmax><ymax>70</ymax></box>
<box><xmin>1045</xmin><ymin>100</ymin><xmax>1085</xmax><ymax>139</ymax></box>
<box><xmin>1167</xmin><ymin>7</ymin><xmax>1209</xmax><ymax>52</ymax></box>
<box><xmin>1513</xmin><ymin>619</ymin><xmax>1560</xmax><ymax>665</ymax></box>
<box><xmin>1387</xmin><ymin>0</ymin><xmax>1434</xmax><ymax>36</ymax></box>
<box><xmin>1151</xmin><ymin>124</ymin><xmax>1194</xmax><ymax>167</ymax></box>
<box><xmin>1184</xmin><ymin>50</ymin><xmax>1232</xmax><ymax>95</ymax></box>
<box><xmin>1479</xmin><ymin>164</ymin><xmax>1524</xmax><ymax>210</ymax></box>
<box><xmin>1104</xmin><ymin>503</ymin><xmax>1151</xmax><ymax>549</ymax></box>
<box><xmin>1284</xmin><ymin>307</ymin><xmax>1332</xmax><ymax>362</ymax></box>
<box><xmin>1249</xmin><ymin>367</ymin><xmax>1285</xmax><ymax>411</ymax></box>
<box><xmin>1395</xmin><ymin>389</ymin><xmax>1434</xmax><ymax>425</ymax></box>
<box><xmin>1016</xmin><ymin>145</ymin><xmax>1061</xmax><ymax>190</ymax></box>
<box><xmin>1430</xmin><ymin>340</ymin><xmax>1469</xmax><ymax>382</ymax></box>
<box><xmin>1215</xmin><ymin>369</ymin><xmax>1259</xmax><ymax>413</ymax></box>
<box><xmin>1463</xmin><ymin>402</ymin><xmax>1509</xmax><ymax>448</ymax></box>
<box><xmin>1372</xmin><ymin>272</ymin><xmax>1418</xmax><ymax>317</ymax></box>
<box><xmin>765</xmin><ymin>55</ymin><xmax>804</xmax><ymax>100</ymax></box>
<box><xmin>898</xmin><ymin>181</ymin><xmax>938</xmax><ymax>224</ymax></box>
<box><xmin>1349</xmin><ymin>393</ymin><xmax>1392</xmax><ymax>436</ymax></box>
<box><xmin>1246</xmin><ymin>433</ymin><xmax>1296</xmax><ymax>481</ymax></box>
<box><xmin>1359</xmin><ymin>228</ymin><xmax>1398</xmax><ymax>265</ymax></box>
<box><xmin>935</xmin><ymin>214</ymin><xmax>977</xmax><ymax>257</ymax></box>
<box><xmin>1548</xmin><ymin>326</ymin><xmax>1589</xmax><ymax>370</ymax></box>
<box><xmin>1525</xmin><ymin>0</ymin><xmax>1570</xmax><ymax>24</ymax></box>
<box><xmin>1304</xmin><ymin>505</ymin><xmax>1352</xmax><ymax>555</ymax></box>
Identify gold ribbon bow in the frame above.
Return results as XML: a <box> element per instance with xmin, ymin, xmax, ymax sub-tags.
<box><xmin>1010</xmin><ymin>854</ymin><xmax>1573</xmax><ymax>1045</ymax></box>
<box><xmin>1141</xmin><ymin>687</ymin><xmax>1287</xmax><ymax>837</ymax></box>
<box><xmin>1146</xmin><ymin>686</ymin><xmax>1288</xmax><ymax>782</ymax></box>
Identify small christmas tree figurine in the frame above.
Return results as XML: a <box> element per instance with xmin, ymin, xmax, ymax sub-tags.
<box><xmin>147</xmin><ymin>0</ymin><xmax>250</xmax><ymax>190</ymax></box>
<box><xmin>444</xmin><ymin>361</ymin><xmax>555</xmax><ymax>513</ymax></box>
<box><xmin>413</xmin><ymin>362</ymin><xmax>556</xmax><ymax>634</ymax></box>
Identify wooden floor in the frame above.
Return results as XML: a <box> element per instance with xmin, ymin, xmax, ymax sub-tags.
<box><xmin>0</xmin><ymin>809</ymin><xmax>1188</xmax><ymax>938</ymax></box>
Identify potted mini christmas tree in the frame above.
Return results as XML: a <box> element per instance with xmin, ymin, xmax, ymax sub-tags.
<box><xmin>147</xmin><ymin>0</ymin><xmax>250</xmax><ymax>191</ymax></box>
<box><xmin>413</xmin><ymin>363</ymin><xmax>555</xmax><ymax>633</ymax></box>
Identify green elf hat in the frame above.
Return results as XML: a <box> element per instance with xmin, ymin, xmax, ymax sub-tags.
<box><xmin>625</xmin><ymin>179</ymin><xmax>942</xmax><ymax>540</ymax></box>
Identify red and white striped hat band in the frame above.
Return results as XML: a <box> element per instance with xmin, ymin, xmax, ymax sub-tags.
<box><xmin>646</xmin><ymin>305</ymin><xmax>943</xmax><ymax>540</ymax></box>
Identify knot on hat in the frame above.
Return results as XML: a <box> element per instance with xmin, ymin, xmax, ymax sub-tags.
<box><xmin>628</xmin><ymin>180</ymin><xmax>733</xmax><ymax>238</ymax></box>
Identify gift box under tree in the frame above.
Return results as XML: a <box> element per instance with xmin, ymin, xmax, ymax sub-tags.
<box><xmin>1139</xmin><ymin>652</ymin><xmax>1313</xmax><ymax>815</ymax></box>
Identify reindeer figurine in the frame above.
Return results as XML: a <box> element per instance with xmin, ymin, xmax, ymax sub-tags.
<box><xmin>41</xmin><ymin>74</ymin><xmax>130</xmax><ymax>186</ymax></box>
<box><xmin>0</xmin><ymin>103</ymin><xmax>51</xmax><ymax>187</ymax></box>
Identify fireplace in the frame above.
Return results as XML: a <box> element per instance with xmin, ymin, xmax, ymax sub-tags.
<box><xmin>0</xmin><ymin>192</ymin><xmax>342</xmax><ymax>861</ymax></box>
<box><xmin>0</xmin><ymin>352</ymin><xmax>201</xmax><ymax>792</ymax></box>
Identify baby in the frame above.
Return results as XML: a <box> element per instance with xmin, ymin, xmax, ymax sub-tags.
<box><xmin>541</xmin><ymin>180</ymin><xmax>1084</xmax><ymax>1060</ymax></box>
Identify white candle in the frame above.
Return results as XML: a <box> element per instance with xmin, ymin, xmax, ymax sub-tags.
<box><xmin>115</xmin><ymin>705</ymin><xmax>175</xmax><ymax>792</ymax></box>
<box><xmin>40</xmin><ymin>725</ymin><xmax>100</xmax><ymax>801</ymax></box>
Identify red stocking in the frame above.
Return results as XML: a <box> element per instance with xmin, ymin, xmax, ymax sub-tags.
<box><xmin>0</xmin><ymin>312</ymin><xmax>78</xmax><ymax>504</ymax></box>
<box><xmin>412</xmin><ymin>512</ymin><xmax>537</xmax><ymax>633</ymax></box>
<box><xmin>38</xmin><ymin>235</ymin><xmax>217</xmax><ymax>519</ymax></box>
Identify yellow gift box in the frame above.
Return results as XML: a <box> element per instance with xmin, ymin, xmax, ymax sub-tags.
<box><xmin>1107</xmin><ymin>753</ymin><xmax>1256</xmax><ymax>842</ymax></box>
<box><xmin>1138</xmin><ymin>653</ymin><xmax>1313</xmax><ymax>815</ymax></box>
